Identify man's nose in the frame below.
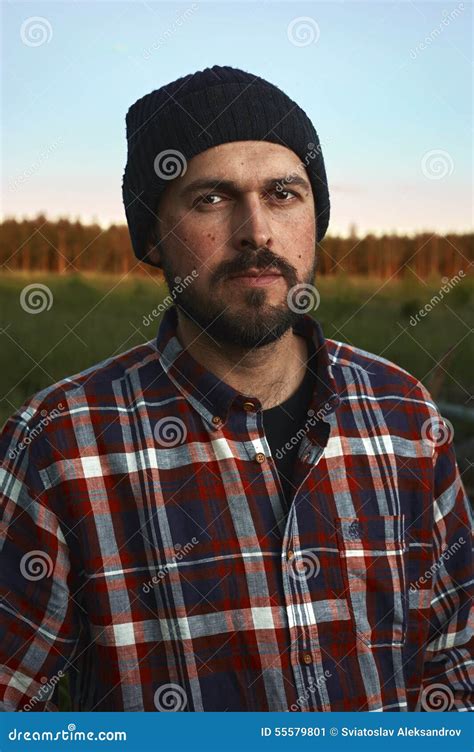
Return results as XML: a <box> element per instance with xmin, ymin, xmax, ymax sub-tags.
<box><xmin>231</xmin><ymin>195</ymin><xmax>273</xmax><ymax>251</ymax></box>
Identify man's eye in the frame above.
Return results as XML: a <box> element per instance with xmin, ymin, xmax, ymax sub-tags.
<box><xmin>194</xmin><ymin>193</ymin><xmax>222</xmax><ymax>206</ymax></box>
<box><xmin>269</xmin><ymin>189</ymin><xmax>297</xmax><ymax>201</ymax></box>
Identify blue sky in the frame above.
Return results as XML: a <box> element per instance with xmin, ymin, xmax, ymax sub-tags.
<box><xmin>2</xmin><ymin>0</ymin><xmax>472</xmax><ymax>236</ymax></box>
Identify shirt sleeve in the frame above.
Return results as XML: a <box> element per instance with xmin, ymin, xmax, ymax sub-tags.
<box><xmin>0</xmin><ymin>404</ymin><xmax>81</xmax><ymax>711</ymax></box>
<box><xmin>417</xmin><ymin>430</ymin><xmax>474</xmax><ymax>712</ymax></box>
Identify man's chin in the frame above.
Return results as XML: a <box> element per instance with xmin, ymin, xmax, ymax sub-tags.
<box><xmin>176</xmin><ymin>297</ymin><xmax>299</xmax><ymax>349</ymax></box>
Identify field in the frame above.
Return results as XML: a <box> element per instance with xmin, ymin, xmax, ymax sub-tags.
<box><xmin>0</xmin><ymin>272</ymin><xmax>473</xmax><ymax>497</ymax></box>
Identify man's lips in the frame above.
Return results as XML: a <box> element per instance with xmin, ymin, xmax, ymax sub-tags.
<box><xmin>226</xmin><ymin>269</ymin><xmax>284</xmax><ymax>287</ymax></box>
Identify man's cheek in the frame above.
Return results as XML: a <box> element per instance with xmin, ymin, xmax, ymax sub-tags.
<box><xmin>177</xmin><ymin>240</ymin><xmax>225</xmax><ymax>277</ymax></box>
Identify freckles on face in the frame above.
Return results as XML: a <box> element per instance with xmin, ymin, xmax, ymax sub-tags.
<box><xmin>158</xmin><ymin>140</ymin><xmax>317</xmax><ymax>282</ymax></box>
<box><xmin>159</xmin><ymin>216</ymin><xmax>222</xmax><ymax>289</ymax></box>
<box><xmin>170</xmin><ymin>214</ymin><xmax>224</xmax><ymax>269</ymax></box>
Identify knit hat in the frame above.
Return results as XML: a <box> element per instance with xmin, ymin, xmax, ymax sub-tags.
<box><xmin>122</xmin><ymin>65</ymin><xmax>330</xmax><ymax>266</ymax></box>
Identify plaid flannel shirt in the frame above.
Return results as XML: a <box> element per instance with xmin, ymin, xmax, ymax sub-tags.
<box><xmin>0</xmin><ymin>304</ymin><xmax>472</xmax><ymax>712</ymax></box>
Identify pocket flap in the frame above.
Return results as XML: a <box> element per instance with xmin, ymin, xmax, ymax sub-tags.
<box><xmin>336</xmin><ymin>514</ymin><xmax>408</xmax><ymax>647</ymax></box>
<box><xmin>337</xmin><ymin>514</ymin><xmax>407</xmax><ymax>553</ymax></box>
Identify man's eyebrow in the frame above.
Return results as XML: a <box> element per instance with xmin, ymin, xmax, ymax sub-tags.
<box><xmin>180</xmin><ymin>174</ymin><xmax>311</xmax><ymax>196</ymax></box>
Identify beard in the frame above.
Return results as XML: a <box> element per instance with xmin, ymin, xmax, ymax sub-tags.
<box><xmin>160</xmin><ymin>245</ymin><xmax>318</xmax><ymax>349</ymax></box>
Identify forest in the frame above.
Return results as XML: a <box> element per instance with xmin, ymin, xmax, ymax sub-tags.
<box><xmin>1</xmin><ymin>215</ymin><xmax>472</xmax><ymax>279</ymax></box>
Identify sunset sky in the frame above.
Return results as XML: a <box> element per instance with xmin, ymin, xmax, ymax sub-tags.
<box><xmin>3</xmin><ymin>0</ymin><xmax>472</xmax><ymax>236</ymax></box>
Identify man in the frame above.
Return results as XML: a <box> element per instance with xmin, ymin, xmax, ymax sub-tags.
<box><xmin>0</xmin><ymin>65</ymin><xmax>472</xmax><ymax>712</ymax></box>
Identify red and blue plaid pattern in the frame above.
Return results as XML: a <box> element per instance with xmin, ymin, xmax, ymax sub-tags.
<box><xmin>0</xmin><ymin>305</ymin><xmax>472</xmax><ymax>711</ymax></box>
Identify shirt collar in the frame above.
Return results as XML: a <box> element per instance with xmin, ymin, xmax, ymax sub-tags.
<box><xmin>155</xmin><ymin>305</ymin><xmax>341</xmax><ymax>436</ymax></box>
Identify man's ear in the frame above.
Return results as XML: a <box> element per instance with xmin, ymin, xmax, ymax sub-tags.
<box><xmin>145</xmin><ymin>226</ymin><xmax>162</xmax><ymax>268</ymax></box>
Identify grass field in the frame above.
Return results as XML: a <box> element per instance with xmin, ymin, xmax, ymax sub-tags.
<box><xmin>1</xmin><ymin>271</ymin><xmax>473</xmax><ymax>493</ymax></box>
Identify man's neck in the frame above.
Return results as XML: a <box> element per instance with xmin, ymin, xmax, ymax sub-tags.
<box><xmin>175</xmin><ymin>311</ymin><xmax>309</xmax><ymax>410</ymax></box>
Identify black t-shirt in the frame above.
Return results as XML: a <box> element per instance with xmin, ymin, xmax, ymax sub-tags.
<box><xmin>262</xmin><ymin>337</ymin><xmax>317</xmax><ymax>508</ymax></box>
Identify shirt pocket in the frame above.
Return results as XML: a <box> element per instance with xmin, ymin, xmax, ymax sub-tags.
<box><xmin>335</xmin><ymin>514</ymin><xmax>408</xmax><ymax>648</ymax></box>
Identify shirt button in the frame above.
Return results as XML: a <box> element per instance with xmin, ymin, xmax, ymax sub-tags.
<box><xmin>287</xmin><ymin>550</ymin><xmax>295</xmax><ymax>560</ymax></box>
<box><xmin>255</xmin><ymin>452</ymin><xmax>266</xmax><ymax>464</ymax></box>
<box><xmin>243</xmin><ymin>401</ymin><xmax>256</xmax><ymax>412</ymax></box>
<box><xmin>211</xmin><ymin>416</ymin><xmax>223</xmax><ymax>427</ymax></box>
<box><xmin>348</xmin><ymin>520</ymin><xmax>360</xmax><ymax>539</ymax></box>
<box><xmin>303</xmin><ymin>654</ymin><xmax>313</xmax><ymax>665</ymax></box>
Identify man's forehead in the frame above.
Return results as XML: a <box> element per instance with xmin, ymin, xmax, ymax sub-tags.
<box><xmin>176</xmin><ymin>141</ymin><xmax>309</xmax><ymax>191</ymax></box>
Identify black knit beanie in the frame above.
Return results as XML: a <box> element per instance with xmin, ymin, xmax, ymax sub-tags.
<box><xmin>122</xmin><ymin>65</ymin><xmax>330</xmax><ymax>266</ymax></box>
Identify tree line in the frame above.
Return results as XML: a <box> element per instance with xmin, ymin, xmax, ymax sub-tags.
<box><xmin>1</xmin><ymin>215</ymin><xmax>472</xmax><ymax>279</ymax></box>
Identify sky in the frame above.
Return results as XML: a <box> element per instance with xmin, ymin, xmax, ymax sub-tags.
<box><xmin>2</xmin><ymin>0</ymin><xmax>472</xmax><ymax>236</ymax></box>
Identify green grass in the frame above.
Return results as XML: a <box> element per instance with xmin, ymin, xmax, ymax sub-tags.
<box><xmin>1</xmin><ymin>271</ymin><xmax>472</xmax><ymax>427</ymax></box>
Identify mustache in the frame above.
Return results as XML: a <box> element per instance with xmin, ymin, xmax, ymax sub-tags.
<box><xmin>212</xmin><ymin>248</ymin><xmax>298</xmax><ymax>286</ymax></box>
